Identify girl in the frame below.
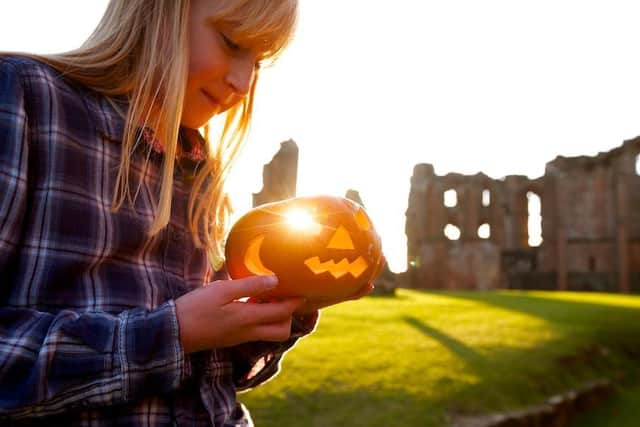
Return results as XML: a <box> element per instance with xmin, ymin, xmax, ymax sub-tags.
<box><xmin>0</xmin><ymin>0</ymin><xmax>372</xmax><ymax>425</ymax></box>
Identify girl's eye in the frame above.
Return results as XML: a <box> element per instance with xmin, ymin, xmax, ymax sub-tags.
<box><xmin>221</xmin><ymin>32</ymin><xmax>241</xmax><ymax>51</ymax></box>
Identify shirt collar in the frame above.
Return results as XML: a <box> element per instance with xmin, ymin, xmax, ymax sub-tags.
<box><xmin>90</xmin><ymin>96</ymin><xmax>208</xmax><ymax>173</ymax></box>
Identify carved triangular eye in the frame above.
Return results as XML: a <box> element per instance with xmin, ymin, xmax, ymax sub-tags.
<box><xmin>327</xmin><ymin>225</ymin><xmax>354</xmax><ymax>250</ymax></box>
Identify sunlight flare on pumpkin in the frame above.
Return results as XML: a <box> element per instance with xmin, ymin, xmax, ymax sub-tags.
<box><xmin>284</xmin><ymin>209</ymin><xmax>322</xmax><ymax>234</ymax></box>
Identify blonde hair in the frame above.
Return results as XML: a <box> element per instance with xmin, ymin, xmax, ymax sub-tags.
<box><xmin>7</xmin><ymin>0</ymin><xmax>298</xmax><ymax>265</ymax></box>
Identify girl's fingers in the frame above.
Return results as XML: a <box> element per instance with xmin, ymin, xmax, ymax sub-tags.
<box><xmin>215</xmin><ymin>275</ymin><xmax>279</xmax><ymax>302</ymax></box>
<box><xmin>250</xmin><ymin>320</ymin><xmax>295</xmax><ymax>342</ymax></box>
<box><xmin>233</xmin><ymin>297</ymin><xmax>306</xmax><ymax>325</ymax></box>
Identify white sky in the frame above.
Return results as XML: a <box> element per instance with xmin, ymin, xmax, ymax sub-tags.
<box><xmin>3</xmin><ymin>1</ymin><xmax>640</xmax><ymax>272</ymax></box>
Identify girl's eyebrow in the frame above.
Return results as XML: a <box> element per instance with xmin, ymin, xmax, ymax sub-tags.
<box><xmin>206</xmin><ymin>17</ymin><xmax>240</xmax><ymax>32</ymax></box>
<box><xmin>205</xmin><ymin>17</ymin><xmax>277</xmax><ymax>61</ymax></box>
<box><xmin>207</xmin><ymin>19</ymin><xmax>246</xmax><ymax>44</ymax></box>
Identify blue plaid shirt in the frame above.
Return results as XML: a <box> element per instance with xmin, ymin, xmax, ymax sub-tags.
<box><xmin>0</xmin><ymin>57</ymin><xmax>317</xmax><ymax>426</ymax></box>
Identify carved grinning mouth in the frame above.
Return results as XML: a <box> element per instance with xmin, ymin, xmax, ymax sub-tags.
<box><xmin>303</xmin><ymin>256</ymin><xmax>369</xmax><ymax>279</ymax></box>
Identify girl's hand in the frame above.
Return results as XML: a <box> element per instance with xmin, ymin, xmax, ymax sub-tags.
<box><xmin>294</xmin><ymin>282</ymin><xmax>375</xmax><ymax>315</ymax></box>
<box><xmin>175</xmin><ymin>275</ymin><xmax>305</xmax><ymax>354</ymax></box>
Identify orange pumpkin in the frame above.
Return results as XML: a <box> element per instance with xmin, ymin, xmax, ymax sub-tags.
<box><xmin>225</xmin><ymin>195</ymin><xmax>384</xmax><ymax>301</ymax></box>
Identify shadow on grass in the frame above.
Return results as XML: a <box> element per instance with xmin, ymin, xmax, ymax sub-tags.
<box><xmin>428</xmin><ymin>290</ymin><xmax>640</xmax><ymax>319</ymax></box>
<box><xmin>418</xmin><ymin>291</ymin><xmax>640</xmax><ymax>349</ymax></box>
<box><xmin>404</xmin><ymin>316</ymin><xmax>485</xmax><ymax>366</ymax></box>
<box><xmin>410</xmin><ymin>290</ymin><xmax>640</xmax><ymax>415</ymax></box>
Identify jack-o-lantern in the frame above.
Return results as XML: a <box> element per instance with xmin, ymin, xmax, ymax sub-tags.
<box><xmin>225</xmin><ymin>195</ymin><xmax>384</xmax><ymax>301</ymax></box>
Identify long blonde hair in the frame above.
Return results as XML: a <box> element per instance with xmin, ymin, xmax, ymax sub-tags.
<box><xmin>9</xmin><ymin>0</ymin><xmax>297</xmax><ymax>265</ymax></box>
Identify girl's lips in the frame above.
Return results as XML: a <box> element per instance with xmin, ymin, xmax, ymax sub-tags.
<box><xmin>201</xmin><ymin>90</ymin><xmax>221</xmax><ymax>108</ymax></box>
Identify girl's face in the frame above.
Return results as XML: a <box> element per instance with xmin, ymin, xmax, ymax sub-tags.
<box><xmin>181</xmin><ymin>0</ymin><xmax>259</xmax><ymax>128</ymax></box>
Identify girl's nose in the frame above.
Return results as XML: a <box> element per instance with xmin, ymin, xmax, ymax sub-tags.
<box><xmin>225</xmin><ymin>54</ymin><xmax>256</xmax><ymax>96</ymax></box>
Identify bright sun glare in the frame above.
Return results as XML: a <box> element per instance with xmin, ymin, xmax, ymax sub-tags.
<box><xmin>285</xmin><ymin>209</ymin><xmax>321</xmax><ymax>233</ymax></box>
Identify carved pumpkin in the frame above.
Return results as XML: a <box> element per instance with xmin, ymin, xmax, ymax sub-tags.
<box><xmin>225</xmin><ymin>195</ymin><xmax>384</xmax><ymax>301</ymax></box>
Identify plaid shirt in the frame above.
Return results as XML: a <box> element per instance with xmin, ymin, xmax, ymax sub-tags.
<box><xmin>0</xmin><ymin>57</ymin><xmax>317</xmax><ymax>426</ymax></box>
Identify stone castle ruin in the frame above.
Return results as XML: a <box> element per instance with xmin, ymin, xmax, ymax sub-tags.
<box><xmin>252</xmin><ymin>139</ymin><xmax>299</xmax><ymax>207</ymax></box>
<box><xmin>405</xmin><ymin>137</ymin><xmax>640</xmax><ymax>292</ymax></box>
<box><xmin>255</xmin><ymin>137</ymin><xmax>640</xmax><ymax>293</ymax></box>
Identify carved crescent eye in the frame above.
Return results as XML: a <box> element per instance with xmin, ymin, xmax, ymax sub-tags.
<box><xmin>244</xmin><ymin>235</ymin><xmax>275</xmax><ymax>276</ymax></box>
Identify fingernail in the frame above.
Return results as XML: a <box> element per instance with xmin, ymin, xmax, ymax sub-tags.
<box><xmin>264</xmin><ymin>275</ymin><xmax>278</xmax><ymax>289</ymax></box>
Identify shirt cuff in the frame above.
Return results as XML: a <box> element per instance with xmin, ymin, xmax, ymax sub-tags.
<box><xmin>232</xmin><ymin>310</ymin><xmax>320</xmax><ymax>390</ymax></box>
<box><xmin>290</xmin><ymin>310</ymin><xmax>320</xmax><ymax>338</ymax></box>
<box><xmin>117</xmin><ymin>301</ymin><xmax>187</xmax><ymax>402</ymax></box>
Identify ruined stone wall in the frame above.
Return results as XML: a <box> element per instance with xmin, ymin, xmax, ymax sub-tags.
<box><xmin>405</xmin><ymin>165</ymin><xmax>538</xmax><ymax>289</ymax></box>
<box><xmin>615</xmin><ymin>139</ymin><xmax>640</xmax><ymax>291</ymax></box>
<box><xmin>252</xmin><ymin>139</ymin><xmax>299</xmax><ymax>207</ymax></box>
<box><xmin>544</xmin><ymin>138</ymin><xmax>640</xmax><ymax>292</ymax></box>
<box><xmin>406</xmin><ymin>137</ymin><xmax>640</xmax><ymax>292</ymax></box>
<box><xmin>542</xmin><ymin>155</ymin><xmax>616</xmax><ymax>290</ymax></box>
<box><xmin>618</xmin><ymin>141</ymin><xmax>640</xmax><ymax>291</ymax></box>
<box><xmin>548</xmin><ymin>158</ymin><xmax>616</xmax><ymax>240</ymax></box>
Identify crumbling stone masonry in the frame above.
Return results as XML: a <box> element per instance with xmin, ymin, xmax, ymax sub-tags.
<box><xmin>405</xmin><ymin>137</ymin><xmax>640</xmax><ymax>292</ymax></box>
<box><xmin>252</xmin><ymin>139</ymin><xmax>299</xmax><ymax>207</ymax></box>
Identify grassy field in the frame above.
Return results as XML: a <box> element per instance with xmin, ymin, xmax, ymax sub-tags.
<box><xmin>568</xmin><ymin>381</ymin><xmax>640</xmax><ymax>427</ymax></box>
<box><xmin>240</xmin><ymin>289</ymin><xmax>640</xmax><ymax>427</ymax></box>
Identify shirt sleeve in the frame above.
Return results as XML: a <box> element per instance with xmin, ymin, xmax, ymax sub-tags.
<box><xmin>0</xmin><ymin>303</ymin><xmax>187</xmax><ymax>419</ymax></box>
<box><xmin>0</xmin><ymin>59</ymin><xmax>188</xmax><ymax>419</ymax></box>
<box><xmin>231</xmin><ymin>310</ymin><xmax>319</xmax><ymax>391</ymax></box>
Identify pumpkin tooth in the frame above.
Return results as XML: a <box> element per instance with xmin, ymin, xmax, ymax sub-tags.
<box><xmin>304</xmin><ymin>256</ymin><xmax>369</xmax><ymax>279</ymax></box>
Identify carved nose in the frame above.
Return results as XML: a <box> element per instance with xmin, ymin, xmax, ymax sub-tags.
<box><xmin>327</xmin><ymin>226</ymin><xmax>354</xmax><ymax>250</ymax></box>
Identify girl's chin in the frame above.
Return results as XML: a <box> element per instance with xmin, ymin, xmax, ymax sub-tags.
<box><xmin>180</xmin><ymin>113</ymin><xmax>214</xmax><ymax>129</ymax></box>
<box><xmin>181</xmin><ymin>104</ymin><xmax>234</xmax><ymax>128</ymax></box>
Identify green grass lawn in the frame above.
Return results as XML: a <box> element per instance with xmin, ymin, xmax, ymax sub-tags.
<box><xmin>240</xmin><ymin>289</ymin><xmax>640</xmax><ymax>427</ymax></box>
<box><xmin>568</xmin><ymin>381</ymin><xmax>640</xmax><ymax>427</ymax></box>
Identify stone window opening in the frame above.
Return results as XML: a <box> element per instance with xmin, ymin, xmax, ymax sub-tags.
<box><xmin>444</xmin><ymin>189</ymin><xmax>457</xmax><ymax>207</ymax></box>
<box><xmin>527</xmin><ymin>191</ymin><xmax>543</xmax><ymax>247</ymax></box>
<box><xmin>477</xmin><ymin>223</ymin><xmax>491</xmax><ymax>239</ymax></box>
<box><xmin>444</xmin><ymin>224</ymin><xmax>461</xmax><ymax>240</ymax></box>
<box><xmin>589</xmin><ymin>256</ymin><xmax>596</xmax><ymax>272</ymax></box>
<box><xmin>482</xmin><ymin>189</ymin><xmax>491</xmax><ymax>207</ymax></box>
<box><xmin>636</xmin><ymin>153</ymin><xmax>640</xmax><ymax>175</ymax></box>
